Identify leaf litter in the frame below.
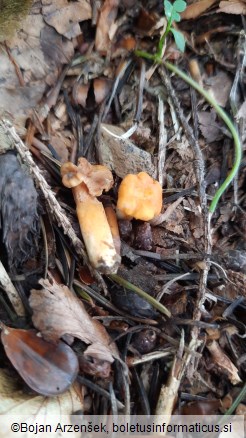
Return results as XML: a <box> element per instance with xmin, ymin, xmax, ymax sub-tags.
<box><xmin>0</xmin><ymin>0</ymin><xmax>245</xmax><ymax>421</ymax></box>
<box><xmin>30</xmin><ymin>279</ymin><xmax>119</xmax><ymax>363</ymax></box>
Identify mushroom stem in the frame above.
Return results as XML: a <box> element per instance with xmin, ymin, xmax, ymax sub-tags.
<box><xmin>104</xmin><ymin>204</ymin><xmax>121</xmax><ymax>256</ymax></box>
<box><xmin>73</xmin><ymin>183</ymin><xmax>120</xmax><ymax>274</ymax></box>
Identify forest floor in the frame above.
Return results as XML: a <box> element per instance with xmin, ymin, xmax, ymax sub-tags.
<box><xmin>0</xmin><ymin>0</ymin><xmax>245</xmax><ymax>431</ymax></box>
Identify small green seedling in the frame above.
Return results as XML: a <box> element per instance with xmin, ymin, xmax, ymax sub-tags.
<box><xmin>136</xmin><ymin>0</ymin><xmax>187</xmax><ymax>61</ymax></box>
<box><xmin>160</xmin><ymin>0</ymin><xmax>187</xmax><ymax>54</ymax></box>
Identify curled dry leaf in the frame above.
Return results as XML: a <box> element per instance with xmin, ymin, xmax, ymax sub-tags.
<box><xmin>206</xmin><ymin>340</ymin><xmax>241</xmax><ymax>385</ymax></box>
<box><xmin>1</xmin><ymin>326</ymin><xmax>79</xmax><ymax>396</ymax></box>
<box><xmin>0</xmin><ymin>369</ymin><xmax>82</xmax><ymax>438</ymax></box>
<box><xmin>181</xmin><ymin>0</ymin><xmax>217</xmax><ymax>19</ymax></box>
<box><xmin>30</xmin><ymin>279</ymin><xmax>119</xmax><ymax>363</ymax></box>
<box><xmin>73</xmin><ymin>79</ymin><xmax>112</xmax><ymax>108</ymax></box>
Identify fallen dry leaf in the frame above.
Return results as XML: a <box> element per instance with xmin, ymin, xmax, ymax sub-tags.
<box><xmin>181</xmin><ymin>0</ymin><xmax>217</xmax><ymax>19</ymax></box>
<box><xmin>218</xmin><ymin>0</ymin><xmax>246</xmax><ymax>14</ymax></box>
<box><xmin>95</xmin><ymin>0</ymin><xmax>119</xmax><ymax>54</ymax></box>
<box><xmin>1</xmin><ymin>326</ymin><xmax>79</xmax><ymax>396</ymax></box>
<box><xmin>100</xmin><ymin>124</ymin><xmax>155</xmax><ymax>178</ymax></box>
<box><xmin>206</xmin><ymin>71</ymin><xmax>232</xmax><ymax>107</ymax></box>
<box><xmin>0</xmin><ymin>369</ymin><xmax>82</xmax><ymax>438</ymax></box>
<box><xmin>172</xmin><ymin>136</ymin><xmax>194</xmax><ymax>160</ymax></box>
<box><xmin>1</xmin><ymin>14</ymin><xmax>74</xmax><ymax>129</ymax></box>
<box><xmin>42</xmin><ymin>0</ymin><xmax>92</xmax><ymax>39</ymax></box>
<box><xmin>206</xmin><ymin>340</ymin><xmax>241</xmax><ymax>385</ymax></box>
<box><xmin>30</xmin><ymin>279</ymin><xmax>119</xmax><ymax>363</ymax></box>
<box><xmin>198</xmin><ymin>110</ymin><xmax>223</xmax><ymax>143</ymax></box>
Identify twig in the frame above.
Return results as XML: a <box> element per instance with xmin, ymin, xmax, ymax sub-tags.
<box><xmin>157</xmin><ymin>272</ymin><xmax>191</xmax><ymax>300</ymax></box>
<box><xmin>155</xmin><ymin>330</ymin><xmax>186</xmax><ymax>425</ymax></box>
<box><xmin>0</xmin><ymin>261</ymin><xmax>25</xmax><ymax>316</ymax></box>
<box><xmin>150</xmin><ymin>196</ymin><xmax>184</xmax><ymax>226</ymax></box>
<box><xmin>127</xmin><ymin>350</ymin><xmax>172</xmax><ymax>367</ymax></box>
<box><xmin>77</xmin><ymin>376</ymin><xmax>124</xmax><ymax>410</ymax></box>
<box><xmin>158</xmin><ymin>66</ymin><xmax>207</xmax><ymax>214</ymax></box>
<box><xmin>157</xmin><ymin>96</ymin><xmax>167</xmax><ymax>187</ymax></box>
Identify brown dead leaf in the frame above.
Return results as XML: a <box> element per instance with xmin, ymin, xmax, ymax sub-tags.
<box><xmin>95</xmin><ymin>0</ymin><xmax>119</xmax><ymax>54</ymax></box>
<box><xmin>206</xmin><ymin>71</ymin><xmax>232</xmax><ymax>107</ymax></box>
<box><xmin>100</xmin><ymin>124</ymin><xmax>155</xmax><ymax>178</ymax></box>
<box><xmin>30</xmin><ymin>279</ymin><xmax>119</xmax><ymax>363</ymax></box>
<box><xmin>0</xmin><ymin>14</ymin><xmax>74</xmax><ymax>129</ymax></box>
<box><xmin>218</xmin><ymin>0</ymin><xmax>246</xmax><ymax>14</ymax></box>
<box><xmin>197</xmin><ymin>111</ymin><xmax>223</xmax><ymax>143</ymax></box>
<box><xmin>42</xmin><ymin>0</ymin><xmax>92</xmax><ymax>39</ymax></box>
<box><xmin>181</xmin><ymin>0</ymin><xmax>217</xmax><ymax>19</ymax></box>
<box><xmin>206</xmin><ymin>340</ymin><xmax>241</xmax><ymax>385</ymax></box>
<box><xmin>48</xmin><ymin>134</ymin><xmax>70</xmax><ymax>163</ymax></box>
<box><xmin>1</xmin><ymin>326</ymin><xmax>79</xmax><ymax>396</ymax></box>
<box><xmin>172</xmin><ymin>136</ymin><xmax>194</xmax><ymax>161</ymax></box>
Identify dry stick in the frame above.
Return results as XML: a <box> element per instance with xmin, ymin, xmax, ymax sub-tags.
<box><xmin>0</xmin><ymin>119</ymin><xmax>108</xmax><ymax>293</ymax></box>
<box><xmin>158</xmin><ymin>66</ymin><xmax>212</xmax><ymax>371</ymax></box>
<box><xmin>157</xmin><ymin>96</ymin><xmax>167</xmax><ymax>187</ymax></box>
<box><xmin>161</xmin><ymin>61</ymin><xmax>242</xmax><ymax>378</ymax></box>
<box><xmin>158</xmin><ymin>66</ymin><xmax>207</xmax><ymax>213</ymax></box>
<box><xmin>0</xmin><ymin>261</ymin><xmax>25</xmax><ymax>316</ymax></box>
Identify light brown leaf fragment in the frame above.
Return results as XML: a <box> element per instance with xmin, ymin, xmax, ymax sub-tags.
<box><xmin>95</xmin><ymin>0</ymin><xmax>119</xmax><ymax>54</ymax></box>
<box><xmin>30</xmin><ymin>279</ymin><xmax>118</xmax><ymax>363</ymax></box>
<box><xmin>181</xmin><ymin>0</ymin><xmax>217</xmax><ymax>19</ymax></box>
<box><xmin>218</xmin><ymin>0</ymin><xmax>246</xmax><ymax>14</ymax></box>
<box><xmin>100</xmin><ymin>124</ymin><xmax>155</xmax><ymax>178</ymax></box>
<box><xmin>0</xmin><ymin>369</ymin><xmax>82</xmax><ymax>438</ymax></box>
<box><xmin>42</xmin><ymin>0</ymin><xmax>92</xmax><ymax>39</ymax></box>
<box><xmin>206</xmin><ymin>340</ymin><xmax>241</xmax><ymax>385</ymax></box>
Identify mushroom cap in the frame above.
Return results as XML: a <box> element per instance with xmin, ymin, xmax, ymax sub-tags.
<box><xmin>117</xmin><ymin>172</ymin><xmax>162</xmax><ymax>221</ymax></box>
<box><xmin>61</xmin><ymin>158</ymin><xmax>114</xmax><ymax>196</ymax></box>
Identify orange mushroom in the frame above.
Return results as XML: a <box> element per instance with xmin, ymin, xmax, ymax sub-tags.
<box><xmin>116</xmin><ymin>172</ymin><xmax>162</xmax><ymax>221</ymax></box>
<box><xmin>61</xmin><ymin>158</ymin><xmax>121</xmax><ymax>274</ymax></box>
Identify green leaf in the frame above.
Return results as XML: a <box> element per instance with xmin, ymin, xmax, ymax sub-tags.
<box><xmin>170</xmin><ymin>28</ymin><xmax>186</xmax><ymax>52</ymax></box>
<box><xmin>164</xmin><ymin>0</ymin><xmax>187</xmax><ymax>23</ymax></box>
<box><xmin>172</xmin><ymin>10</ymin><xmax>181</xmax><ymax>21</ymax></box>
<box><xmin>173</xmin><ymin>0</ymin><xmax>187</xmax><ymax>12</ymax></box>
<box><xmin>164</xmin><ymin>0</ymin><xmax>173</xmax><ymax>19</ymax></box>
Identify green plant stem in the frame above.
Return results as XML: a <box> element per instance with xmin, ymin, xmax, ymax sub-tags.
<box><xmin>164</xmin><ymin>61</ymin><xmax>242</xmax><ymax>215</ymax></box>
<box><xmin>108</xmin><ymin>274</ymin><xmax>171</xmax><ymax>318</ymax></box>
<box><xmin>224</xmin><ymin>382</ymin><xmax>246</xmax><ymax>415</ymax></box>
<box><xmin>134</xmin><ymin>50</ymin><xmax>156</xmax><ymax>61</ymax></box>
<box><xmin>134</xmin><ymin>49</ymin><xmax>242</xmax><ymax>216</ymax></box>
